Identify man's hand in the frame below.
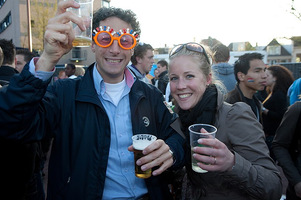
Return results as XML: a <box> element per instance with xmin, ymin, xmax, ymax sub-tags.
<box><xmin>128</xmin><ymin>139</ymin><xmax>174</xmax><ymax>176</ymax></box>
<box><xmin>36</xmin><ymin>0</ymin><xmax>86</xmax><ymax>71</ymax></box>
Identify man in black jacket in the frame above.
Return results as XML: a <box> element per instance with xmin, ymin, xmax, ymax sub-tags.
<box><xmin>156</xmin><ymin>59</ymin><xmax>169</xmax><ymax>94</ymax></box>
<box><xmin>225</xmin><ymin>53</ymin><xmax>267</xmax><ymax>123</ymax></box>
<box><xmin>0</xmin><ymin>1</ymin><xmax>184</xmax><ymax>199</ymax></box>
<box><xmin>0</xmin><ymin>39</ymin><xmax>45</xmax><ymax>199</ymax></box>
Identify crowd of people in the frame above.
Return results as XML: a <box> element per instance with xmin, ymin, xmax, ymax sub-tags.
<box><xmin>0</xmin><ymin>1</ymin><xmax>301</xmax><ymax>200</ymax></box>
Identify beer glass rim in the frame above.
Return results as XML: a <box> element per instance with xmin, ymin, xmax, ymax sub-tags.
<box><xmin>188</xmin><ymin>124</ymin><xmax>217</xmax><ymax>135</ymax></box>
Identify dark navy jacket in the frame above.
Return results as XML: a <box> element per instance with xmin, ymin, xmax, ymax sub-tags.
<box><xmin>0</xmin><ymin>63</ymin><xmax>185</xmax><ymax>200</ymax></box>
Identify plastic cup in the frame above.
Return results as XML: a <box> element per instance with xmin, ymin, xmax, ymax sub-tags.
<box><xmin>132</xmin><ymin>134</ymin><xmax>157</xmax><ymax>178</ymax></box>
<box><xmin>68</xmin><ymin>0</ymin><xmax>93</xmax><ymax>47</ymax></box>
<box><xmin>189</xmin><ymin>124</ymin><xmax>217</xmax><ymax>173</ymax></box>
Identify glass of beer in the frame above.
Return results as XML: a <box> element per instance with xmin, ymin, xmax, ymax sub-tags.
<box><xmin>189</xmin><ymin>124</ymin><xmax>217</xmax><ymax>173</ymax></box>
<box><xmin>68</xmin><ymin>0</ymin><xmax>93</xmax><ymax>47</ymax></box>
<box><xmin>132</xmin><ymin>134</ymin><xmax>157</xmax><ymax>179</ymax></box>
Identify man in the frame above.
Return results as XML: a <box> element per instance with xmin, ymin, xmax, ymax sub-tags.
<box><xmin>225</xmin><ymin>53</ymin><xmax>267</xmax><ymax>123</ymax></box>
<box><xmin>0</xmin><ymin>39</ymin><xmax>18</xmax><ymax>86</ymax></box>
<box><xmin>128</xmin><ymin>42</ymin><xmax>154</xmax><ymax>84</ymax></box>
<box><xmin>156</xmin><ymin>59</ymin><xmax>169</xmax><ymax>94</ymax></box>
<box><xmin>65</xmin><ymin>63</ymin><xmax>77</xmax><ymax>78</ymax></box>
<box><xmin>0</xmin><ymin>1</ymin><xmax>184</xmax><ymax>199</ymax></box>
<box><xmin>15</xmin><ymin>48</ymin><xmax>35</xmax><ymax>73</ymax></box>
<box><xmin>0</xmin><ymin>39</ymin><xmax>44</xmax><ymax>199</ymax></box>
<box><xmin>211</xmin><ymin>43</ymin><xmax>236</xmax><ymax>94</ymax></box>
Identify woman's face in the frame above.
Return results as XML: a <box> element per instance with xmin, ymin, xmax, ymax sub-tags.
<box><xmin>169</xmin><ymin>55</ymin><xmax>211</xmax><ymax>110</ymax></box>
<box><xmin>265</xmin><ymin>69</ymin><xmax>276</xmax><ymax>87</ymax></box>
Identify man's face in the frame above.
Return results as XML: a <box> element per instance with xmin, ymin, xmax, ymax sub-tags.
<box><xmin>91</xmin><ymin>17</ymin><xmax>134</xmax><ymax>83</ymax></box>
<box><xmin>138</xmin><ymin>49</ymin><xmax>154</xmax><ymax>74</ymax></box>
<box><xmin>241</xmin><ymin>59</ymin><xmax>267</xmax><ymax>92</ymax></box>
<box><xmin>157</xmin><ymin>63</ymin><xmax>167</xmax><ymax>75</ymax></box>
<box><xmin>15</xmin><ymin>54</ymin><xmax>26</xmax><ymax>73</ymax></box>
<box><xmin>65</xmin><ymin>65</ymin><xmax>75</xmax><ymax>77</ymax></box>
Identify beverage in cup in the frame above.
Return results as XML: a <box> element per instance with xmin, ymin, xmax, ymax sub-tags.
<box><xmin>132</xmin><ymin>134</ymin><xmax>157</xmax><ymax>178</ymax></box>
<box><xmin>68</xmin><ymin>0</ymin><xmax>93</xmax><ymax>47</ymax></box>
<box><xmin>189</xmin><ymin>124</ymin><xmax>217</xmax><ymax>173</ymax></box>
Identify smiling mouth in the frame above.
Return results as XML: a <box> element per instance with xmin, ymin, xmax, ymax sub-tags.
<box><xmin>106</xmin><ymin>58</ymin><xmax>122</xmax><ymax>63</ymax></box>
<box><xmin>178</xmin><ymin>94</ymin><xmax>191</xmax><ymax>99</ymax></box>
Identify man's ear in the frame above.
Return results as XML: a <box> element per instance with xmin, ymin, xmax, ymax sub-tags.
<box><xmin>237</xmin><ymin>72</ymin><xmax>245</xmax><ymax>81</ymax></box>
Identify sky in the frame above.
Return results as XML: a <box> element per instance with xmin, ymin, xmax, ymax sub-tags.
<box><xmin>110</xmin><ymin>0</ymin><xmax>301</xmax><ymax>48</ymax></box>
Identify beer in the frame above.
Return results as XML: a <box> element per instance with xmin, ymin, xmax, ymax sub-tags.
<box><xmin>134</xmin><ymin>148</ymin><xmax>152</xmax><ymax>178</ymax></box>
<box><xmin>191</xmin><ymin>147</ymin><xmax>208</xmax><ymax>173</ymax></box>
<box><xmin>132</xmin><ymin>134</ymin><xmax>157</xmax><ymax>179</ymax></box>
<box><xmin>72</xmin><ymin>36</ymin><xmax>92</xmax><ymax>47</ymax></box>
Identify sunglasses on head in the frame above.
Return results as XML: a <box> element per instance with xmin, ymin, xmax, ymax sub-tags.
<box><xmin>92</xmin><ymin>26</ymin><xmax>139</xmax><ymax>50</ymax></box>
<box><xmin>169</xmin><ymin>42</ymin><xmax>210</xmax><ymax>65</ymax></box>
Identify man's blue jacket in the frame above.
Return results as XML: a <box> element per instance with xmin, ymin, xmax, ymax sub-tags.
<box><xmin>0</xmin><ymin>64</ymin><xmax>185</xmax><ymax>200</ymax></box>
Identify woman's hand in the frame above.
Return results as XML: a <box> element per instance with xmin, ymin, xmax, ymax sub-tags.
<box><xmin>128</xmin><ymin>139</ymin><xmax>174</xmax><ymax>176</ymax></box>
<box><xmin>192</xmin><ymin>137</ymin><xmax>235</xmax><ymax>172</ymax></box>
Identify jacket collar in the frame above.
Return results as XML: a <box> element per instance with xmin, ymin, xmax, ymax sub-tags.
<box><xmin>75</xmin><ymin>63</ymin><xmax>104</xmax><ymax>108</ymax></box>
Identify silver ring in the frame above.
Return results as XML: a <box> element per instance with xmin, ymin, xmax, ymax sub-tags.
<box><xmin>213</xmin><ymin>157</ymin><xmax>217</xmax><ymax>165</ymax></box>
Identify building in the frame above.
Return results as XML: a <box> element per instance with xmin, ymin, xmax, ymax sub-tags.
<box><xmin>0</xmin><ymin>0</ymin><xmax>110</xmax><ymax>67</ymax></box>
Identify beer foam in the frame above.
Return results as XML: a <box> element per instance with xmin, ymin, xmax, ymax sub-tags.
<box><xmin>132</xmin><ymin>134</ymin><xmax>157</xmax><ymax>150</ymax></box>
<box><xmin>133</xmin><ymin>140</ymin><xmax>154</xmax><ymax>150</ymax></box>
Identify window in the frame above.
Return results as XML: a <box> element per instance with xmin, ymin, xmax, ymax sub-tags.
<box><xmin>70</xmin><ymin>48</ymin><xmax>87</xmax><ymax>61</ymax></box>
<box><xmin>102</xmin><ymin>0</ymin><xmax>110</xmax><ymax>8</ymax></box>
<box><xmin>267</xmin><ymin>46</ymin><xmax>281</xmax><ymax>55</ymax></box>
<box><xmin>0</xmin><ymin>11</ymin><xmax>12</xmax><ymax>34</ymax></box>
<box><xmin>0</xmin><ymin>0</ymin><xmax>6</xmax><ymax>8</ymax></box>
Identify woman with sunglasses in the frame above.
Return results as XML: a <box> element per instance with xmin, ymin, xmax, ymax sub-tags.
<box><xmin>168</xmin><ymin>43</ymin><xmax>282</xmax><ymax>199</ymax></box>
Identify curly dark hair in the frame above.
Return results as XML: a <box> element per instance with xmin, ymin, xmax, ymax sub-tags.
<box><xmin>234</xmin><ymin>53</ymin><xmax>264</xmax><ymax>83</ymax></box>
<box><xmin>92</xmin><ymin>7</ymin><xmax>141</xmax><ymax>38</ymax></box>
<box><xmin>266</xmin><ymin>65</ymin><xmax>294</xmax><ymax>94</ymax></box>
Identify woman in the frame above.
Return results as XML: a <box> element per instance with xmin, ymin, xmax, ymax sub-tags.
<box><xmin>262</xmin><ymin>65</ymin><xmax>294</xmax><ymax>159</ymax></box>
<box><xmin>168</xmin><ymin>42</ymin><xmax>282</xmax><ymax>200</ymax></box>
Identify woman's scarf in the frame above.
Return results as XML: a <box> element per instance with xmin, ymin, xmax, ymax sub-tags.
<box><xmin>177</xmin><ymin>84</ymin><xmax>218</xmax><ymax>199</ymax></box>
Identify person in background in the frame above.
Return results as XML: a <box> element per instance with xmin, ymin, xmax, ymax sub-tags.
<box><xmin>0</xmin><ymin>39</ymin><xmax>45</xmax><ymax>200</ymax></box>
<box><xmin>58</xmin><ymin>70</ymin><xmax>68</xmax><ymax>80</ymax></box>
<box><xmin>168</xmin><ymin>42</ymin><xmax>281</xmax><ymax>199</ymax></box>
<box><xmin>211</xmin><ymin>43</ymin><xmax>236</xmax><ymax>94</ymax></box>
<box><xmin>15</xmin><ymin>48</ymin><xmax>35</xmax><ymax>73</ymax></box>
<box><xmin>128</xmin><ymin>42</ymin><xmax>154</xmax><ymax>84</ymax></box>
<box><xmin>75</xmin><ymin>66</ymin><xmax>85</xmax><ymax>77</ymax></box>
<box><xmin>0</xmin><ymin>1</ymin><xmax>185</xmax><ymax>199</ymax></box>
<box><xmin>156</xmin><ymin>59</ymin><xmax>169</xmax><ymax>94</ymax></box>
<box><xmin>65</xmin><ymin>63</ymin><xmax>77</xmax><ymax>79</ymax></box>
<box><xmin>288</xmin><ymin>77</ymin><xmax>301</xmax><ymax>105</ymax></box>
<box><xmin>262</xmin><ymin>65</ymin><xmax>294</xmax><ymax>160</ymax></box>
<box><xmin>225</xmin><ymin>53</ymin><xmax>267</xmax><ymax>123</ymax></box>
<box><xmin>152</xmin><ymin>68</ymin><xmax>159</xmax><ymax>86</ymax></box>
<box><xmin>272</xmin><ymin>101</ymin><xmax>301</xmax><ymax>200</ymax></box>
<box><xmin>0</xmin><ymin>39</ymin><xmax>18</xmax><ymax>86</ymax></box>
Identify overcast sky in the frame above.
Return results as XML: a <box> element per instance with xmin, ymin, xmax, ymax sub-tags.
<box><xmin>110</xmin><ymin>0</ymin><xmax>301</xmax><ymax>48</ymax></box>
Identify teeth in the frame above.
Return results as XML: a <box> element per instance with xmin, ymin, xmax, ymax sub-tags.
<box><xmin>107</xmin><ymin>59</ymin><xmax>120</xmax><ymax>63</ymax></box>
<box><xmin>179</xmin><ymin>94</ymin><xmax>190</xmax><ymax>98</ymax></box>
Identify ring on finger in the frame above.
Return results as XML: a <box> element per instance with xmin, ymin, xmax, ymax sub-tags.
<box><xmin>213</xmin><ymin>157</ymin><xmax>217</xmax><ymax>165</ymax></box>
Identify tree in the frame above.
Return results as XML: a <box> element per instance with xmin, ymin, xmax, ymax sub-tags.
<box><xmin>30</xmin><ymin>0</ymin><xmax>58</xmax><ymax>53</ymax></box>
<box><xmin>291</xmin><ymin>0</ymin><xmax>301</xmax><ymax>21</ymax></box>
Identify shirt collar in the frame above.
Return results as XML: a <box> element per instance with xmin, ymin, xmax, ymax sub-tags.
<box><xmin>93</xmin><ymin>63</ymin><xmax>136</xmax><ymax>96</ymax></box>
